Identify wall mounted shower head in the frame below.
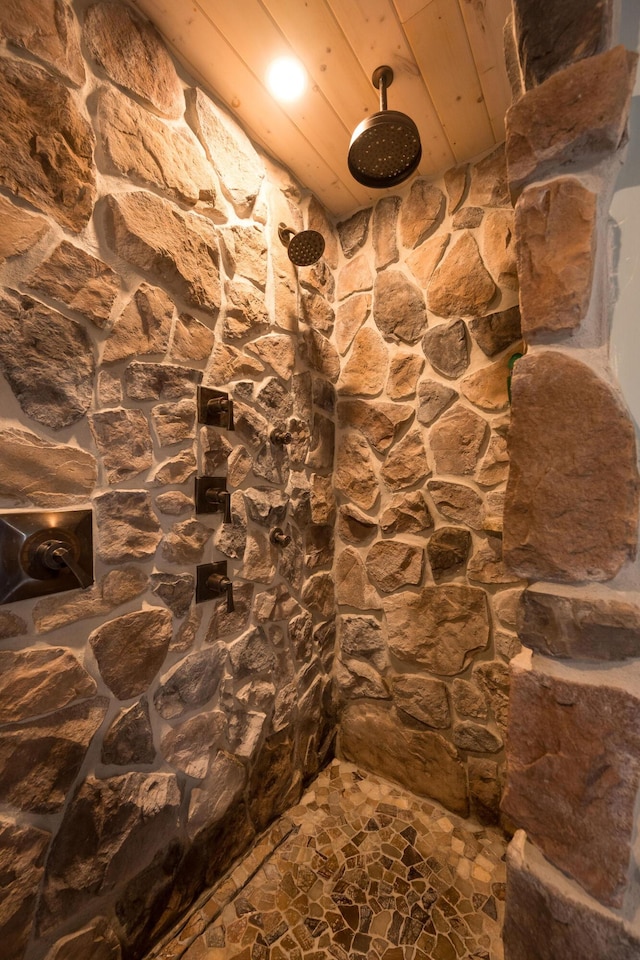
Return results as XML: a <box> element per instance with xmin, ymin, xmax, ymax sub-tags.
<box><xmin>278</xmin><ymin>223</ymin><xmax>325</xmax><ymax>266</ymax></box>
<box><xmin>348</xmin><ymin>65</ymin><xmax>422</xmax><ymax>189</ymax></box>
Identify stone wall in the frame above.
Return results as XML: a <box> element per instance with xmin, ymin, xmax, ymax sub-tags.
<box><xmin>0</xmin><ymin>3</ymin><xmax>337</xmax><ymax>959</ymax></box>
<box><xmin>499</xmin><ymin>1</ymin><xmax>640</xmax><ymax>957</ymax></box>
<box><xmin>324</xmin><ymin>149</ymin><xmax>524</xmax><ymax>823</ymax></box>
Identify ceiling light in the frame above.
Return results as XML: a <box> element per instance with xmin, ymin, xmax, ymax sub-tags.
<box><xmin>266</xmin><ymin>56</ymin><xmax>307</xmax><ymax>102</ymax></box>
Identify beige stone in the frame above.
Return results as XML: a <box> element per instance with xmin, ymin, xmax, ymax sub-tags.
<box><xmin>468</xmin><ymin>533</ymin><xmax>517</xmax><ymax>585</ymax></box>
<box><xmin>125</xmin><ymin>361</ymin><xmax>200</xmax><ymax>401</ymax></box>
<box><xmin>428</xmin><ymin>480</ymin><xmax>485</xmax><ymax>529</ymax></box>
<box><xmin>0</xmin><ymin>818</ymin><xmax>50</xmax><ymax>960</ymax></box>
<box><xmin>301</xmin><ymin>572</ymin><xmax>335</xmax><ymax>617</ymax></box>
<box><xmin>469</xmin><ymin>306</ymin><xmax>522</xmax><ymax>357</ymax></box>
<box><xmin>337</xmin><ymin>254</ymin><xmax>373</xmax><ymax>300</ymax></box>
<box><xmin>151</xmin><ymin>399</ymin><xmax>196</xmax><ymax>447</ymax></box>
<box><xmin>0</xmin><ymin>648</ymin><xmax>96</xmax><ymax>724</ymax></box>
<box><xmin>427</xmin><ymin>233</ymin><xmax>496</xmax><ymax>318</ymax></box>
<box><xmin>188</xmin><ymin>752</ymin><xmax>247</xmax><ymax>839</ymax></box>
<box><xmin>444</xmin><ymin>164</ymin><xmax>468</xmax><ymax>213</ymax></box>
<box><xmin>310</xmin><ymin>473</ymin><xmax>335</xmax><ymax>524</ymax></box>
<box><xmin>337</xmin><ymin>659</ymin><xmax>389</xmax><ymax>700</ymax></box>
<box><xmin>162</xmin><ymin>519</ymin><xmax>212</xmax><ymax>564</ymax></box>
<box><xmin>506</xmin><ymin>46</ymin><xmax>638</xmax><ymax>194</ymax></box>
<box><xmin>416</xmin><ymin>379</ymin><xmax>457</xmax><ymax>426</ymax></box>
<box><xmin>469</xmin><ymin>757</ymin><xmax>502</xmax><ymax>825</ymax></box>
<box><xmin>150</xmin><ymin>573</ymin><xmax>194</xmax><ymax>618</ymax></box>
<box><xmin>406</xmin><ymin>234</ymin><xmax>450</xmax><ymax>287</ymax></box>
<box><xmin>335</xmin><ymin>294</ymin><xmax>371</xmax><ymax>355</ymax></box>
<box><xmin>151</xmin><ymin>450</ymin><xmax>197</xmax><ymax>486</ymax></box>
<box><xmin>0</xmin><ymin>195</ymin><xmax>48</xmax><ymax>263</ymax></box>
<box><xmin>170</xmin><ymin>314</ymin><xmax>214</xmax><ymax>362</ymax></box>
<box><xmin>384</xmin><ymin>583</ymin><xmax>490</xmax><ymax>675</ymax></box>
<box><xmin>468</xmin><ymin>145</ymin><xmax>510</xmax><ymax>207</ymax></box>
<box><xmin>373</xmin><ymin>196</ymin><xmax>400</xmax><ymax>269</ymax></box>
<box><xmin>504</xmin><ymin>654</ymin><xmax>640</xmax><ymax>907</ymax></box>
<box><xmin>0</xmin><ymin>612</ymin><xmax>26</xmax><ymax>641</ymax></box>
<box><xmin>337</xmin><ymin>208</ymin><xmax>371</xmax><ymax>258</ymax></box>
<box><xmin>460</xmin><ymin>355</ymin><xmax>512</xmax><ymax>412</ymax></box>
<box><xmin>219</xmin><ymin>224</ymin><xmax>267</xmax><ymax>288</ymax></box>
<box><xmin>515</xmin><ymin>177</ymin><xmax>596</xmax><ymax>336</ymax></box>
<box><xmin>391</xmin><ymin>675</ymin><xmax>450</xmax><ymax>729</ymax></box>
<box><xmin>473</xmin><ymin>659</ymin><xmax>510</xmax><ymax>731</ymax></box>
<box><xmin>0</xmin><ymin>58</ymin><xmax>95</xmax><ymax>231</ymax></box>
<box><xmin>338</xmin><ymin>399</ymin><xmax>413</xmax><ymax>454</ymax></box>
<box><xmin>101</xmin><ymin>698</ymin><xmax>154</xmax><ymax>766</ymax></box>
<box><xmin>0</xmin><ymin>0</ymin><xmax>85</xmax><ymax>86</ymax></box>
<box><xmin>223</xmin><ymin>279</ymin><xmax>269</xmax><ymax>340</ymax></box>
<box><xmin>97</xmin><ymin>372</ymin><xmax>122</xmax><ymax>407</ymax></box>
<box><xmin>105</xmin><ymin>191</ymin><xmax>221</xmax><ymax>313</ymax></box>
<box><xmin>504</xmin><ymin>352</ymin><xmax>639</xmax><ymax>581</ymax></box>
<box><xmin>246</xmin><ymin>335</ymin><xmax>295</xmax><ymax>380</ymax></box>
<box><xmin>302</xmin><ymin>328</ymin><xmax>340</xmax><ymax>383</ymax></box>
<box><xmin>477</xmin><ymin>433</ymin><xmax>510</xmax><ymax>486</ymax></box>
<box><xmin>94</xmin><ymin>490</ymin><xmax>162</xmax><ymax>564</ymax></box>
<box><xmin>307</xmin><ymin>196</ymin><xmax>339</xmax><ymax>269</ymax></box>
<box><xmin>155</xmin><ymin>491</ymin><xmax>192</xmax><ymax>516</ymax></box>
<box><xmin>452</xmin><ymin>721</ymin><xmax>502</xmax><ymax>754</ymax></box>
<box><xmin>379</xmin><ymin>491</ymin><xmax>433</xmax><ymax>535</ymax></box>
<box><xmin>373</xmin><ymin>270</ymin><xmax>427</xmax><ymax>344</ymax></box>
<box><xmin>89</xmin><ymin>408</ymin><xmax>153</xmax><ymax>484</ymax></box>
<box><xmin>399</xmin><ymin>180</ymin><xmax>444</xmax><ymax>248</ymax></box>
<box><xmin>33</xmin><ymin>568</ymin><xmax>147</xmax><ymax>634</ymax></box>
<box><xmin>381</xmin><ymin>429</ymin><xmax>429</xmax><ymax>491</ymax></box>
<box><xmin>103</xmin><ymin>283</ymin><xmax>173</xmax><ymax>362</ymax></box>
<box><xmin>452</xmin><ymin>678</ymin><xmax>488</xmax><ymax>720</ymax></box>
<box><xmin>338</xmin><ymin>327</ymin><xmax>388</xmax><ymax>396</ymax></box>
<box><xmin>427</xmin><ymin>526</ymin><xmax>471</xmax><ymax>580</ymax></box>
<box><xmin>83</xmin><ymin>2</ymin><xmax>183</xmax><ymax>117</ymax></box>
<box><xmin>387</xmin><ymin>352</ymin><xmax>424</xmax><ymax>400</ymax></box>
<box><xmin>340</xmin><ymin>702</ymin><xmax>468</xmax><ymax>815</ymax></box>
<box><xmin>43</xmin><ymin>917</ymin><xmax>122</xmax><ymax>960</ymax></box>
<box><xmin>452</xmin><ymin>206</ymin><xmax>484</xmax><ymax>229</ymax></box>
<box><xmin>0</xmin><ymin>426</ymin><xmax>97</xmax><ymax>507</ymax></box>
<box><xmin>155</xmin><ymin>646</ymin><xmax>225</xmax><ymax>720</ymax></box>
<box><xmin>483</xmin><ymin>208</ymin><xmax>517</xmax><ymax>289</ymax></box>
<box><xmin>429</xmin><ymin>404</ymin><xmax>487</xmax><ymax>475</ymax></box>
<box><xmin>366</xmin><ymin>541</ymin><xmax>424</xmax><ymax>593</ymax></box>
<box><xmin>334</xmin><ymin>434</ymin><xmax>378</xmax><ymax>510</ymax></box>
<box><xmin>337</xmin><ymin>504</ymin><xmax>377</xmax><ymax>544</ymax></box>
<box><xmin>90</xmin><ymin>609</ymin><xmax>172</xmax><ymax>700</ymax></box>
<box><xmin>335</xmin><ymin>547</ymin><xmax>381</xmax><ymax>609</ymax></box>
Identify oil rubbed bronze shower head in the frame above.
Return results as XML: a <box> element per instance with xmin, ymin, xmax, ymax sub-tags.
<box><xmin>348</xmin><ymin>65</ymin><xmax>422</xmax><ymax>189</ymax></box>
<box><xmin>278</xmin><ymin>223</ymin><xmax>325</xmax><ymax>266</ymax></box>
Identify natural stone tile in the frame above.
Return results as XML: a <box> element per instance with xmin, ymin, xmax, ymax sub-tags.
<box><xmin>468</xmin><ymin>534</ymin><xmax>517</xmax><ymax>585</ymax></box>
<box><xmin>340</xmin><ymin>615</ymin><xmax>389</xmax><ymax>671</ymax></box>
<box><xmin>171</xmin><ymin>314</ymin><xmax>215</xmax><ymax>362</ymax></box>
<box><xmin>155</xmin><ymin>646</ymin><xmax>226</xmax><ymax>720</ymax></box>
<box><xmin>94</xmin><ymin>490</ymin><xmax>162</xmax><ymax>563</ymax></box>
<box><xmin>162</xmin><ymin>518</ymin><xmax>213</xmax><ymax>564</ymax></box>
<box><xmin>97</xmin><ymin>87</ymin><xmax>217</xmax><ymax>207</ymax></box>
<box><xmin>452</xmin><ymin>206</ymin><xmax>484</xmax><ymax>229</ymax></box>
<box><xmin>373</xmin><ymin>271</ymin><xmax>427</xmax><ymax>344</ymax></box>
<box><xmin>338</xmin><ymin>327</ymin><xmax>389</xmax><ymax>396</ymax></box>
<box><xmin>151</xmin><ymin>398</ymin><xmax>196</xmax><ymax>447</ymax></box>
<box><xmin>105</xmin><ymin>191</ymin><xmax>221</xmax><ymax>313</ymax></box>
<box><xmin>391</xmin><ymin>676</ymin><xmax>450</xmax><ymax>729</ymax></box>
<box><xmin>337</xmin><ymin>254</ymin><xmax>373</xmax><ymax>300</ymax></box>
<box><xmin>172</xmin><ymin>606</ymin><xmax>202</xmax><ymax>655</ymax></box>
<box><xmin>301</xmin><ymin>573</ymin><xmax>335</xmax><ymax>618</ymax></box>
<box><xmin>33</xmin><ymin>567</ymin><xmax>147</xmax><ymax>634</ymax></box>
<box><xmin>380</xmin><ymin>491</ymin><xmax>433</xmax><ymax>535</ymax></box>
<box><xmin>383</xmin><ymin>584</ymin><xmax>489</xmax><ymax>675</ymax></box>
<box><xmin>427</xmin><ymin>233</ymin><xmax>496</xmax><ymax>318</ymax></box>
<box><xmin>42</xmin><ymin>917</ymin><xmax>122</xmax><ymax>960</ymax></box>
<box><xmin>151</xmin><ymin>449</ymin><xmax>197</xmax><ymax>486</ymax></box>
<box><xmin>422</xmin><ymin>319</ymin><xmax>469</xmax><ymax>379</ymax></box>
<box><xmin>460</xmin><ymin>355</ymin><xmax>512</xmax><ymax>412</ymax></box>
<box><xmin>307</xmin><ymin>196</ymin><xmax>339</xmax><ymax>269</ymax></box>
<box><xmin>306</xmin><ymin>413</ymin><xmax>334</xmax><ymax>472</ymax></box>
<box><xmin>97</xmin><ymin>372</ymin><xmax>122</xmax><ymax>407</ymax></box>
<box><xmin>506</xmin><ymin>46</ymin><xmax>638</xmax><ymax>194</ymax></box>
<box><xmin>387</xmin><ymin>352</ymin><xmax>424</xmax><ymax>400</ymax></box>
<box><xmin>155</xmin><ymin>491</ymin><xmax>193</xmax><ymax>516</ymax></box>
<box><xmin>0</xmin><ymin>612</ymin><xmax>27</xmax><ymax>641</ymax></box>
<box><xmin>400</xmin><ymin>181</ymin><xmax>445</xmax><ymax>248</ymax></box>
<box><xmin>338</xmin><ymin>399</ymin><xmax>412</xmax><ymax>454</ymax></box>
<box><xmin>493</xmin><ymin>586</ymin><xmax>524</xmax><ymax>632</ymax></box>
<box><xmin>373</xmin><ymin>196</ymin><xmax>401</xmax><ymax>269</ymax></box>
<box><xmin>340</xmin><ymin>703</ymin><xmax>468</xmax><ymax>816</ymax></box>
<box><xmin>444</xmin><ymin>164</ymin><xmax>468</xmax><ymax>213</ymax></box>
<box><xmin>335</xmin><ymin>294</ymin><xmax>371</xmax><ymax>355</ymax></box>
<box><xmin>103</xmin><ymin>283</ymin><xmax>173</xmax><ymax>362</ymax></box>
<box><xmin>188</xmin><ymin>751</ymin><xmax>247</xmax><ymax>840</ymax></box>
<box><xmin>468</xmin><ymin>145</ymin><xmax>510</xmax><ymax>208</ymax></box>
<box><xmin>0</xmin><ymin>697</ymin><xmax>108</xmax><ymax>813</ymax></box>
<box><xmin>336</xmin><ymin>658</ymin><xmax>390</xmax><ymax>700</ymax></box>
<box><xmin>428</xmin><ymin>480</ymin><xmax>485</xmax><ymax>530</ymax></box>
<box><xmin>39</xmin><ymin>772</ymin><xmax>181</xmax><ymax>934</ymax></box>
<box><xmin>150</xmin><ymin>573</ymin><xmax>194</xmax><ymax>618</ymax></box>
<box><xmin>513</xmin><ymin>0</ymin><xmax>614</xmax><ymax>88</ymax></box>
<box><xmin>0</xmin><ymin>818</ymin><xmax>50</xmax><ymax>960</ymax></box>
<box><xmin>219</xmin><ymin>224</ymin><xmax>267</xmax><ymax>288</ymax></box>
<box><xmin>503</xmin><ymin>352</ymin><xmax>639</xmax><ymax>582</ymax></box>
<box><xmin>473</xmin><ymin>660</ymin><xmax>510</xmax><ymax>731</ymax></box>
<box><xmin>206</xmin><ymin>581</ymin><xmax>253</xmax><ymax>641</ymax></box>
<box><xmin>415</xmin><ymin>379</ymin><xmax>457</xmax><ymax>427</ymax></box>
<box><xmin>482</xmin><ymin>209</ymin><xmax>517</xmax><ymax>289</ymax></box>
<box><xmin>310</xmin><ymin>474</ymin><xmax>335</xmax><ymax>525</ymax></box>
<box><xmin>337</xmin><ymin>504</ymin><xmax>377</xmax><ymax>544</ymax></box>
<box><xmin>83</xmin><ymin>2</ymin><xmax>183</xmax><ymax>117</ymax></box>
<box><xmin>223</xmin><ymin>280</ymin><xmax>269</xmax><ymax>340</ymax></box>
<box><xmin>0</xmin><ymin>425</ymin><xmax>97</xmax><ymax>507</ymax></box>
<box><xmin>101</xmin><ymin>698</ymin><xmax>155</xmax><ymax>766</ymax></box>
<box><xmin>161</xmin><ymin>711</ymin><xmax>226</xmax><ymax>779</ymax></box>
<box><xmin>0</xmin><ymin>0</ymin><xmax>85</xmax><ymax>86</ymax></box>
<box><xmin>406</xmin><ymin>234</ymin><xmax>450</xmax><ymax>288</ymax></box>
<box><xmin>241</xmin><ymin>531</ymin><xmax>276</xmax><ymax>583</ymax></box>
<box><xmin>246</xmin><ymin>335</ymin><xmax>295</xmax><ymax>380</ymax></box>
<box><xmin>503</xmin><ymin>653</ymin><xmax>640</xmax><ymax>907</ymax></box>
<box><xmin>338</xmin><ymin>208</ymin><xmax>371</xmax><ymax>259</ymax></box>
<box><xmin>515</xmin><ymin>177</ymin><xmax>596</xmax><ymax>337</ymax></box>
<box><xmin>430</xmin><ymin>405</ymin><xmax>487</xmax><ymax>475</ymax></box>
<box><xmin>381</xmin><ymin>429</ymin><xmax>430</xmax><ymax>491</ymax></box>
<box><xmin>89</xmin><ymin>408</ymin><xmax>153</xmax><ymax>483</ymax></box>
<box><xmin>27</xmin><ymin>241</ymin><xmax>119</xmax><ymax>329</ymax></box>
<box><xmin>334</xmin><ymin>434</ymin><xmax>378</xmax><ymax>510</ymax></box>
<box><xmin>0</xmin><ymin>293</ymin><xmax>94</xmax><ymax>429</ymax></box>
<box><xmin>0</xmin><ymin>648</ymin><xmax>96</xmax><ymax>724</ymax></box>
<box><xmin>452</xmin><ymin>678</ymin><xmax>488</xmax><ymax>720</ymax></box>
<box><xmin>468</xmin><ymin>758</ymin><xmax>502</xmax><ymax>826</ymax></box>
<box><xmin>90</xmin><ymin>609</ymin><xmax>172</xmax><ymax>700</ymax></box>
<box><xmin>469</xmin><ymin>306</ymin><xmax>521</xmax><ymax>357</ymax></box>
<box><xmin>124</xmin><ymin>361</ymin><xmax>201</xmax><ymax>400</ymax></box>
<box><xmin>0</xmin><ymin>58</ymin><xmax>95</xmax><ymax>231</ymax></box>
<box><xmin>0</xmin><ymin>195</ymin><xmax>49</xmax><ymax>263</ymax></box>
<box><xmin>186</xmin><ymin>87</ymin><xmax>264</xmax><ymax>216</ymax></box>
<box><xmin>427</xmin><ymin>527</ymin><xmax>472</xmax><ymax>580</ymax></box>
<box><xmin>336</xmin><ymin>547</ymin><xmax>381</xmax><ymax>609</ymax></box>
<box><xmin>366</xmin><ymin>541</ymin><xmax>424</xmax><ymax>593</ymax></box>
<box><xmin>302</xmin><ymin>328</ymin><xmax>340</xmax><ymax>383</ymax></box>
<box><xmin>452</xmin><ymin>721</ymin><xmax>502</xmax><ymax>754</ymax></box>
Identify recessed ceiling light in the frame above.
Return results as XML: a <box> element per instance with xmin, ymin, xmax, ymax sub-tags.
<box><xmin>266</xmin><ymin>56</ymin><xmax>307</xmax><ymax>102</ymax></box>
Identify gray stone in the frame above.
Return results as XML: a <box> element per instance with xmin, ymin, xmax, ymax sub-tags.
<box><xmin>0</xmin><ymin>426</ymin><xmax>97</xmax><ymax>507</ymax></box>
<box><xmin>172</xmin><ymin>607</ymin><xmax>202</xmax><ymax>655</ymax></box>
<box><xmin>416</xmin><ymin>379</ymin><xmax>457</xmax><ymax>425</ymax></box>
<box><xmin>337</xmin><ymin>207</ymin><xmax>371</xmax><ymax>258</ymax></box>
<box><xmin>124</xmin><ymin>361</ymin><xmax>201</xmax><ymax>401</ymax></box>
<box><xmin>205</xmin><ymin>582</ymin><xmax>253</xmax><ymax>642</ymax></box>
<box><xmin>90</xmin><ymin>609</ymin><xmax>172</xmax><ymax>700</ymax></box>
<box><xmin>422</xmin><ymin>319</ymin><xmax>469</xmax><ymax>379</ymax></box>
<box><xmin>28</xmin><ymin>241</ymin><xmax>119</xmax><ymax>329</ymax></box>
<box><xmin>391</xmin><ymin>675</ymin><xmax>450</xmax><ymax>729</ymax></box>
<box><xmin>89</xmin><ymin>408</ymin><xmax>153</xmax><ymax>483</ymax></box>
<box><xmin>154</xmin><ymin>646</ymin><xmax>226</xmax><ymax>720</ymax></box>
<box><xmin>39</xmin><ymin>772</ymin><xmax>181</xmax><ymax>933</ymax></box>
<box><xmin>150</xmin><ymin>573</ymin><xmax>194</xmax><ymax>618</ymax></box>
<box><xmin>228</xmin><ymin>627</ymin><xmax>276</xmax><ymax>680</ymax></box>
<box><xmin>400</xmin><ymin>180</ymin><xmax>445</xmax><ymax>248</ymax></box>
<box><xmin>340</xmin><ymin>702</ymin><xmax>468</xmax><ymax>815</ymax></box>
<box><xmin>0</xmin><ymin>697</ymin><xmax>108</xmax><ymax>813</ymax></box>
<box><xmin>94</xmin><ymin>491</ymin><xmax>162</xmax><ymax>564</ymax></box>
<box><xmin>33</xmin><ymin>568</ymin><xmax>147</xmax><ymax>634</ymax></box>
<box><xmin>0</xmin><ymin>293</ymin><xmax>94</xmax><ymax>429</ymax></box>
<box><xmin>469</xmin><ymin>306</ymin><xmax>522</xmax><ymax>357</ymax></box>
<box><xmin>103</xmin><ymin>283</ymin><xmax>173</xmax><ymax>363</ymax></box>
<box><xmin>0</xmin><ymin>818</ymin><xmax>50</xmax><ymax>960</ymax></box>
<box><xmin>105</xmin><ymin>191</ymin><xmax>221</xmax><ymax>313</ymax></box>
<box><xmin>101</xmin><ymin>698</ymin><xmax>155</xmax><ymax>766</ymax></box>
<box><xmin>366</xmin><ymin>541</ymin><xmax>424</xmax><ymax>593</ymax></box>
<box><xmin>83</xmin><ymin>2</ymin><xmax>183</xmax><ymax>117</ymax></box>
<box><xmin>430</xmin><ymin>404</ymin><xmax>487</xmax><ymax>475</ymax></box>
<box><xmin>373</xmin><ymin>270</ymin><xmax>427</xmax><ymax>343</ymax></box>
<box><xmin>428</xmin><ymin>480</ymin><xmax>485</xmax><ymax>529</ymax></box>
<box><xmin>381</xmin><ymin>429</ymin><xmax>429</xmax><ymax>491</ymax></box>
<box><xmin>161</xmin><ymin>519</ymin><xmax>212</xmax><ymax>564</ymax></box>
<box><xmin>427</xmin><ymin>527</ymin><xmax>471</xmax><ymax>579</ymax></box>
<box><xmin>384</xmin><ymin>584</ymin><xmax>490</xmax><ymax>675</ymax></box>
<box><xmin>0</xmin><ymin>58</ymin><xmax>95</xmax><ymax>231</ymax></box>
<box><xmin>0</xmin><ymin>0</ymin><xmax>84</xmax><ymax>86</ymax></box>
<box><xmin>427</xmin><ymin>233</ymin><xmax>496</xmax><ymax>318</ymax></box>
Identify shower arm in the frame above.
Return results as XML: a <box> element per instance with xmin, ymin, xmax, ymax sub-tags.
<box><xmin>373</xmin><ymin>65</ymin><xmax>393</xmax><ymax>112</ymax></box>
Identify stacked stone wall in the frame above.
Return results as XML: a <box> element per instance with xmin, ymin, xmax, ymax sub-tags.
<box><xmin>324</xmin><ymin>148</ymin><xmax>524</xmax><ymax>823</ymax></box>
<box><xmin>0</xmin><ymin>3</ymin><xmax>337</xmax><ymax>958</ymax></box>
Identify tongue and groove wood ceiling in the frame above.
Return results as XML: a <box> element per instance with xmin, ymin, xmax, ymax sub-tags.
<box><xmin>130</xmin><ymin>0</ymin><xmax>512</xmax><ymax>217</ymax></box>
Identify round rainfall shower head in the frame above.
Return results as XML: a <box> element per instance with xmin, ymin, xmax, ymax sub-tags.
<box><xmin>278</xmin><ymin>224</ymin><xmax>325</xmax><ymax>266</ymax></box>
<box><xmin>348</xmin><ymin>66</ymin><xmax>422</xmax><ymax>189</ymax></box>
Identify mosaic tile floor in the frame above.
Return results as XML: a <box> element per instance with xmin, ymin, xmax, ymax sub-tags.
<box><xmin>151</xmin><ymin>761</ymin><xmax>507</xmax><ymax>960</ymax></box>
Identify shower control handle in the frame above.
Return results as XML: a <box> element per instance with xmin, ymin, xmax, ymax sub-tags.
<box><xmin>270</xmin><ymin>527</ymin><xmax>291</xmax><ymax>548</ymax></box>
<box><xmin>205</xmin><ymin>488</ymin><xmax>232</xmax><ymax>524</ymax></box>
<box><xmin>270</xmin><ymin>428</ymin><xmax>292</xmax><ymax>446</ymax></box>
<box><xmin>206</xmin><ymin>573</ymin><xmax>235</xmax><ymax>614</ymax></box>
<box><xmin>34</xmin><ymin>539</ymin><xmax>93</xmax><ymax>589</ymax></box>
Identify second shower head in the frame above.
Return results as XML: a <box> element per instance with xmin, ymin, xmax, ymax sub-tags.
<box><xmin>278</xmin><ymin>223</ymin><xmax>325</xmax><ymax>266</ymax></box>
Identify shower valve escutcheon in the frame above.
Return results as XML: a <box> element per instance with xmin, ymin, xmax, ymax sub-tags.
<box><xmin>197</xmin><ymin>386</ymin><xmax>234</xmax><ymax>430</ymax></box>
<box><xmin>195</xmin><ymin>477</ymin><xmax>232</xmax><ymax>523</ymax></box>
<box><xmin>270</xmin><ymin>427</ymin><xmax>292</xmax><ymax>446</ymax></box>
<box><xmin>196</xmin><ymin>562</ymin><xmax>234</xmax><ymax>613</ymax></box>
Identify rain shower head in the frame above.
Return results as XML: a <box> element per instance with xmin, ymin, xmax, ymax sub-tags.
<box><xmin>348</xmin><ymin>66</ymin><xmax>422</xmax><ymax>189</ymax></box>
<box><xmin>278</xmin><ymin>223</ymin><xmax>325</xmax><ymax>266</ymax></box>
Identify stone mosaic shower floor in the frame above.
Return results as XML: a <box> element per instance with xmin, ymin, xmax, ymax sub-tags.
<box><xmin>152</xmin><ymin>761</ymin><xmax>507</xmax><ymax>960</ymax></box>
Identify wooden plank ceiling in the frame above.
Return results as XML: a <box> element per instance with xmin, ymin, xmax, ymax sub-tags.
<box><xmin>130</xmin><ymin>0</ymin><xmax>512</xmax><ymax>218</ymax></box>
